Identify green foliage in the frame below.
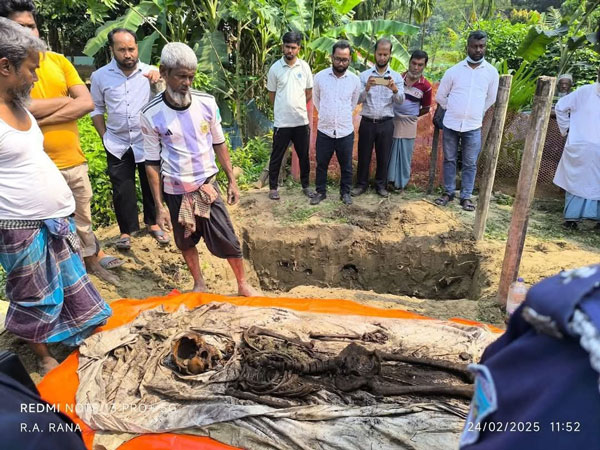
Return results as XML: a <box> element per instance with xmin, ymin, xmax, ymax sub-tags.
<box><xmin>309</xmin><ymin>19</ymin><xmax>419</xmax><ymax>73</ymax></box>
<box><xmin>78</xmin><ymin>116</ymin><xmax>117</xmax><ymax>227</ymax></box>
<box><xmin>469</xmin><ymin>18</ymin><xmax>529</xmax><ymax>71</ymax></box>
<box><xmin>494</xmin><ymin>60</ymin><xmax>538</xmax><ymax>112</ymax></box>
<box><xmin>83</xmin><ymin>1</ymin><xmax>161</xmax><ymax>57</ymax></box>
<box><xmin>216</xmin><ymin>134</ymin><xmax>272</xmax><ymax>189</ymax></box>
<box><xmin>516</xmin><ymin>24</ymin><xmax>567</xmax><ymax>62</ymax></box>
<box><xmin>509</xmin><ymin>9</ymin><xmax>541</xmax><ymax>24</ymax></box>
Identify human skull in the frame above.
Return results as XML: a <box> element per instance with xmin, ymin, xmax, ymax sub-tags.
<box><xmin>171</xmin><ymin>332</ymin><xmax>222</xmax><ymax>375</ymax></box>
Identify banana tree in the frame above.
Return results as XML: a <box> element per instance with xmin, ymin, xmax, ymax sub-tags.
<box><xmin>309</xmin><ymin>19</ymin><xmax>419</xmax><ymax>72</ymax></box>
<box><xmin>516</xmin><ymin>0</ymin><xmax>600</xmax><ymax>76</ymax></box>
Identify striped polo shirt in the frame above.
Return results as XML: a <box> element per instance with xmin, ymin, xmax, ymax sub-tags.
<box><xmin>140</xmin><ymin>90</ymin><xmax>225</xmax><ymax>195</ymax></box>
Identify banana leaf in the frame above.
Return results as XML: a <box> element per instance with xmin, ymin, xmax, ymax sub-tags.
<box><xmin>516</xmin><ymin>25</ymin><xmax>568</xmax><ymax>63</ymax></box>
<box><xmin>83</xmin><ymin>1</ymin><xmax>160</xmax><ymax>57</ymax></box>
<box><xmin>138</xmin><ymin>31</ymin><xmax>160</xmax><ymax>64</ymax></box>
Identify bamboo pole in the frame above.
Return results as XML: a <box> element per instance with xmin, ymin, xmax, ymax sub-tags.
<box><xmin>473</xmin><ymin>75</ymin><xmax>512</xmax><ymax>241</ymax></box>
<box><xmin>497</xmin><ymin>76</ymin><xmax>556</xmax><ymax>305</ymax></box>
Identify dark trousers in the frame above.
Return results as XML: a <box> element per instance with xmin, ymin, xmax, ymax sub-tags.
<box><xmin>106</xmin><ymin>148</ymin><xmax>157</xmax><ymax>235</ymax></box>
<box><xmin>315</xmin><ymin>130</ymin><xmax>354</xmax><ymax>196</ymax></box>
<box><xmin>269</xmin><ymin>125</ymin><xmax>311</xmax><ymax>190</ymax></box>
<box><xmin>355</xmin><ymin>118</ymin><xmax>394</xmax><ymax>191</ymax></box>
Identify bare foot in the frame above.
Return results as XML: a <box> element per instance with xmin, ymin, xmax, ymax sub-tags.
<box><xmin>192</xmin><ymin>282</ymin><xmax>208</xmax><ymax>293</ymax></box>
<box><xmin>39</xmin><ymin>356</ymin><xmax>59</xmax><ymax>376</ymax></box>
<box><xmin>86</xmin><ymin>258</ymin><xmax>121</xmax><ymax>286</ymax></box>
<box><xmin>238</xmin><ymin>282</ymin><xmax>260</xmax><ymax>297</ymax></box>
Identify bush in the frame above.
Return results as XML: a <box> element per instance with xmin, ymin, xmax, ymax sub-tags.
<box><xmin>216</xmin><ymin>133</ymin><xmax>272</xmax><ymax>189</ymax></box>
<box><xmin>530</xmin><ymin>44</ymin><xmax>600</xmax><ymax>86</ymax></box>
<box><xmin>466</xmin><ymin>18</ymin><xmax>530</xmax><ymax>71</ymax></box>
<box><xmin>78</xmin><ymin>116</ymin><xmax>117</xmax><ymax>227</ymax></box>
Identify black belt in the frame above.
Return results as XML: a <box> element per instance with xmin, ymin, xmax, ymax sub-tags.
<box><xmin>361</xmin><ymin>116</ymin><xmax>393</xmax><ymax>124</ymax></box>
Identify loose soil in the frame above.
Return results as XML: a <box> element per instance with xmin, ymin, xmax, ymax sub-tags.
<box><xmin>2</xmin><ymin>186</ymin><xmax>599</xmax><ymax>382</ymax></box>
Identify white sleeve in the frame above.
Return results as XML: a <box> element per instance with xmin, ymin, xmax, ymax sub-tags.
<box><xmin>484</xmin><ymin>69</ymin><xmax>500</xmax><ymax>111</ymax></box>
<box><xmin>266</xmin><ymin>65</ymin><xmax>277</xmax><ymax>92</ymax></box>
<box><xmin>140</xmin><ymin>112</ymin><xmax>161</xmax><ymax>162</ymax></box>
<box><xmin>211</xmin><ymin>102</ymin><xmax>226</xmax><ymax>145</ymax></box>
<box><xmin>351</xmin><ymin>77</ymin><xmax>361</xmax><ymax>109</ymax></box>
<box><xmin>89</xmin><ymin>72</ymin><xmax>105</xmax><ymax>117</ymax></box>
<box><xmin>555</xmin><ymin>90</ymin><xmax>577</xmax><ymax>137</ymax></box>
<box><xmin>312</xmin><ymin>76</ymin><xmax>320</xmax><ymax>111</ymax></box>
<box><xmin>305</xmin><ymin>63</ymin><xmax>313</xmax><ymax>89</ymax></box>
<box><xmin>435</xmin><ymin>70</ymin><xmax>452</xmax><ymax>109</ymax></box>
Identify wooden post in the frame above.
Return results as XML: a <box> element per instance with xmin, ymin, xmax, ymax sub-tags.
<box><xmin>426</xmin><ymin>127</ymin><xmax>440</xmax><ymax>194</ymax></box>
<box><xmin>473</xmin><ymin>75</ymin><xmax>512</xmax><ymax>241</ymax></box>
<box><xmin>497</xmin><ymin>76</ymin><xmax>556</xmax><ymax>305</ymax></box>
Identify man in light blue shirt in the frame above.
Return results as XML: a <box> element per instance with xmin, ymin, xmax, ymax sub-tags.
<box><xmin>353</xmin><ymin>38</ymin><xmax>404</xmax><ymax>198</ymax></box>
<box><xmin>90</xmin><ymin>28</ymin><xmax>169</xmax><ymax>249</ymax></box>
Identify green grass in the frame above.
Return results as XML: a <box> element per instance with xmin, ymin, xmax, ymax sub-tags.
<box><xmin>482</xmin><ymin>194</ymin><xmax>600</xmax><ymax>248</ymax></box>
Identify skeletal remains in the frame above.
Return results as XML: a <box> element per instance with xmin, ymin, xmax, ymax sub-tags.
<box><xmin>170</xmin><ymin>327</ymin><xmax>474</xmax><ymax>406</ymax></box>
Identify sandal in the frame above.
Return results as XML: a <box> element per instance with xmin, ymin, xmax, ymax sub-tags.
<box><xmin>460</xmin><ymin>198</ymin><xmax>476</xmax><ymax>212</ymax></box>
<box><xmin>99</xmin><ymin>255</ymin><xmax>125</xmax><ymax>270</ymax></box>
<box><xmin>434</xmin><ymin>193</ymin><xmax>454</xmax><ymax>206</ymax></box>
<box><xmin>564</xmin><ymin>221</ymin><xmax>579</xmax><ymax>230</ymax></box>
<box><xmin>149</xmin><ymin>229</ymin><xmax>170</xmax><ymax>245</ymax></box>
<box><xmin>115</xmin><ymin>236</ymin><xmax>131</xmax><ymax>250</ymax></box>
<box><xmin>268</xmin><ymin>190</ymin><xmax>280</xmax><ymax>200</ymax></box>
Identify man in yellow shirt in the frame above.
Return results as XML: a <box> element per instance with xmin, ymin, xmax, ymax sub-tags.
<box><xmin>1</xmin><ymin>0</ymin><xmax>121</xmax><ymax>285</ymax></box>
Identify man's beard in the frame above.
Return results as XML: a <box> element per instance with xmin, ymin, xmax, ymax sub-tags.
<box><xmin>407</xmin><ymin>69</ymin><xmax>423</xmax><ymax>79</ymax></box>
<box><xmin>117</xmin><ymin>57</ymin><xmax>138</xmax><ymax>70</ymax></box>
<box><xmin>284</xmin><ymin>53</ymin><xmax>294</xmax><ymax>60</ymax></box>
<box><xmin>376</xmin><ymin>60</ymin><xmax>389</xmax><ymax>69</ymax></box>
<box><xmin>332</xmin><ymin>65</ymin><xmax>347</xmax><ymax>75</ymax></box>
<box><xmin>166</xmin><ymin>86</ymin><xmax>191</xmax><ymax>107</ymax></box>
<box><xmin>8</xmin><ymin>84</ymin><xmax>32</xmax><ymax>108</ymax></box>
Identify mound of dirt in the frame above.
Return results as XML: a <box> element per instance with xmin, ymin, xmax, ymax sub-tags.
<box><xmin>2</xmin><ymin>186</ymin><xmax>599</xmax><ymax>380</ymax></box>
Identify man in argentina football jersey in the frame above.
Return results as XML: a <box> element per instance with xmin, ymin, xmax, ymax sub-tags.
<box><xmin>141</xmin><ymin>42</ymin><xmax>258</xmax><ymax>296</ymax></box>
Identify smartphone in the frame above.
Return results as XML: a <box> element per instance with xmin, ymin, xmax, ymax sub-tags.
<box><xmin>373</xmin><ymin>77</ymin><xmax>390</xmax><ymax>86</ymax></box>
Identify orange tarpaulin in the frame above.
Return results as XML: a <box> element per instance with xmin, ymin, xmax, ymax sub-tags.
<box><xmin>37</xmin><ymin>292</ymin><xmax>502</xmax><ymax>450</ymax></box>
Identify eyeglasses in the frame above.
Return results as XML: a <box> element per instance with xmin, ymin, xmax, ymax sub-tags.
<box><xmin>333</xmin><ymin>57</ymin><xmax>350</xmax><ymax>63</ymax></box>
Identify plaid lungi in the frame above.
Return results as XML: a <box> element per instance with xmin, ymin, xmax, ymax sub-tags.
<box><xmin>0</xmin><ymin>217</ymin><xmax>111</xmax><ymax>345</ymax></box>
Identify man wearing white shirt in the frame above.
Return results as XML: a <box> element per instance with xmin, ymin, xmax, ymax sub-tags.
<box><xmin>266</xmin><ymin>31</ymin><xmax>314</xmax><ymax>200</ymax></box>
<box><xmin>553</xmin><ymin>69</ymin><xmax>600</xmax><ymax>229</ymax></box>
<box><xmin>435</xmin><ymin>30</ymin><xmax>499</xmax><ymax>211</ymax></box>
<box><xmin>311</xmin><ymin>40</ymin><xmax>361</xmax><ymax>206</ymax></box>
<box><xmin>90</xmin><ymin>28</ymin><xmax>169</xmax><ymax>249</ymax></box>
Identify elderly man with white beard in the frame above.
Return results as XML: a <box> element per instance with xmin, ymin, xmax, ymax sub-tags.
<box><xmin>141</xmin><ymin>42</ymin><xmax>258</xmax><ymax>296</ymax></box>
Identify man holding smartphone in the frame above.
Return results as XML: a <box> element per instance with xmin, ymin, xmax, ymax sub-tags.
<box><xmin>353</xmin><ymin>38</ymin><xmax>405</xmax><ymax>198</ymax></box>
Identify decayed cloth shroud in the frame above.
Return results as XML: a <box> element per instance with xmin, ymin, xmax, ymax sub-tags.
<box><xmin>76</xmin><ymin>302</ymin><xmax>496</xmax><ymax>450</ymax></box>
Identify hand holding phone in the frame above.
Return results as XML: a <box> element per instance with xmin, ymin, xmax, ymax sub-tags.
<box><xmin>373</xmin><ymin>77</ymin><xmax>390</xmax><ymax>86</ymax></box>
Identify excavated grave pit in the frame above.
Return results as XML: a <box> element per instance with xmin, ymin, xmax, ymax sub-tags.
<box><xmin>241</xmin><ymin>223</ymin><xmax>487</xmax><ymax>300</ymax></box>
